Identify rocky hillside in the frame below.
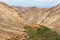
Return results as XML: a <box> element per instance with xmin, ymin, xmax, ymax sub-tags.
<box><xmin>12</xmin><ymin>6</ymin><xmax>31</xmax><ymax>14</ymax></box>
<box><xmin>12</xmin><ymin>4</ymin><xmax>60</xmax><ymax>34</ymax></box>
<box><xmin>0</xmin><ymin>2</ymin><xmax>60</xmax><ymax>40</ymax></box>
<box><xmin>12</xmin><ymin>6</ymin><xmax>47</xmax><ymax>21</ymax></box>
<box><xmin>0</xmin><ymin>2</ymin><xmax>29</xmax><ymax>40</ymax></box>
<box><xmin>23</xmin><ymin>4</ymin><xmax>60</xmax><ymax>34</ymax></box>
<box><xmin>45</xmin><ymin>4</ymin><xmax>60</xmax><ymax>34</ymax></box>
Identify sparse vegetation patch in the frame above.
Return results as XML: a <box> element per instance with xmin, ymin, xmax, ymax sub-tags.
<box><xmin>25</xmin><ymin>25</ymin><xmax>60</xmax><ymax>40</ymax></box>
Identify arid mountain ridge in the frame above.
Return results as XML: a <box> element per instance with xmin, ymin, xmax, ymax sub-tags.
<box><xmin>0</xmin><ymin>2</ymin><xmax>60</xmax><ymax>40</ymax></box>
<box><xmin>0</xmin><ymin>2</ymin><xmax>29</xmax><ymax>40</ymax></box>
<box><xmin>12</xmin><ymin>3</ymin><xmax>60</xmax><ymax>34</ymax></box>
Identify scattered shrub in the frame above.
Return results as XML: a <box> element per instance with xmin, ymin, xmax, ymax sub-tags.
<box><xmin>25</xmin><ymin>25</ymin><xmax>60</xmax><ymax>40</ymax></box>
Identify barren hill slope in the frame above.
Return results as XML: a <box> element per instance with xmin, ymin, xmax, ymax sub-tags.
<box><xmin>0</xmin><ymin>2</ymin><xmax>28</xmax><ymax>40</ymax></box>
<box><xmin>0</xmin><ymin>2</ymin><xmax>60</xmax><ymax>40</ymax></box>
<box><xmin>13</xmin><ymin>4</ymin><xmax>60</xmax><ymax>34</ymax></box>
<box><xmin>45</xmin><ymin>4</ymin><xmax>60</xmax><ymax>34</ymax></box>
<box><xmin>12</xmin><ymin>6</ymin><xmax>31</xmax><ymax>14</ymax></box>
<box><xmin>19</xmin><ymin>7</ymin><xmax>47</xmax><ymax>21</ymax></box>
<box><xmin>12</xmin><ymin>5</ymin><xmax>60</xmax><ymax>34</ymax></box>
<box><xmin>12</xmin><ymin>6</ymin><xmax>47</xmax><ymax>20</ymax></box>
<box><xmin>26</xmin><ymin>4</ymin><xmax>60</xmax><ymax>34</ymax></box>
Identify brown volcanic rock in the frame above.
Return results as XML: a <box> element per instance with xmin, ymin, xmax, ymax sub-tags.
<box><xmin>0</xmin><ymin>2</ymin><xmax>29</xmax><ymax>40</ymax></box>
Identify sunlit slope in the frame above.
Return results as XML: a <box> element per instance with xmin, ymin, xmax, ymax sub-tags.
<box><xmin>14</xmin><ymin>4</ymin><xmax>60</xmax><ymax>34</ymax></box>
<box><xmin>13</xmin><ymin>4</ymin><xmax>60</xmax><ymax>34</ymax></box>
<box><xmin>21</xmin><ymin>7</ymin><xmax>47</xmax><ymax>23</ymax></box>
<box><xmin>12</xmin><ymin>6</ymin><xmax>31</xmax><ymax>14</ymax></box>
<box><xmin>0</xmin><ymin>2</ymin><xmax>28</xmax><ymax>40</ymax></box>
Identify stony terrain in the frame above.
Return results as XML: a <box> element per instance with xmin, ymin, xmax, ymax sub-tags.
<box><xmin>0</xmin><ymin>2</ymin><xmax>60</xmax><ymax>40</ymax></box>
<box><xmin>12</xmin><ymin>6</ymin><xmax>31</xmax><ymax>14</ymax></box>
<box><xmin>13</xmin><ymin>4</ymin><xmax>60</xmax><ymax>34</ymax></box>
<box><xmin>0</xmin><ymin>2</ymin><xmax>29</xmax><ymax>40</ymax></box>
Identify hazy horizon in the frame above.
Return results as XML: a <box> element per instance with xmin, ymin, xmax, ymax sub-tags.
<box><xmin>0</xmin><ymin>0</ymin><xmax>60</xmax><ymax>8</ymax></box>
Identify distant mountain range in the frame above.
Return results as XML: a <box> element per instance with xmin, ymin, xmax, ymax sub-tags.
<box><xmin>0</xmin><ymin>2</ymin><xmax>60</xmax><ymax>40</ymax></box>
